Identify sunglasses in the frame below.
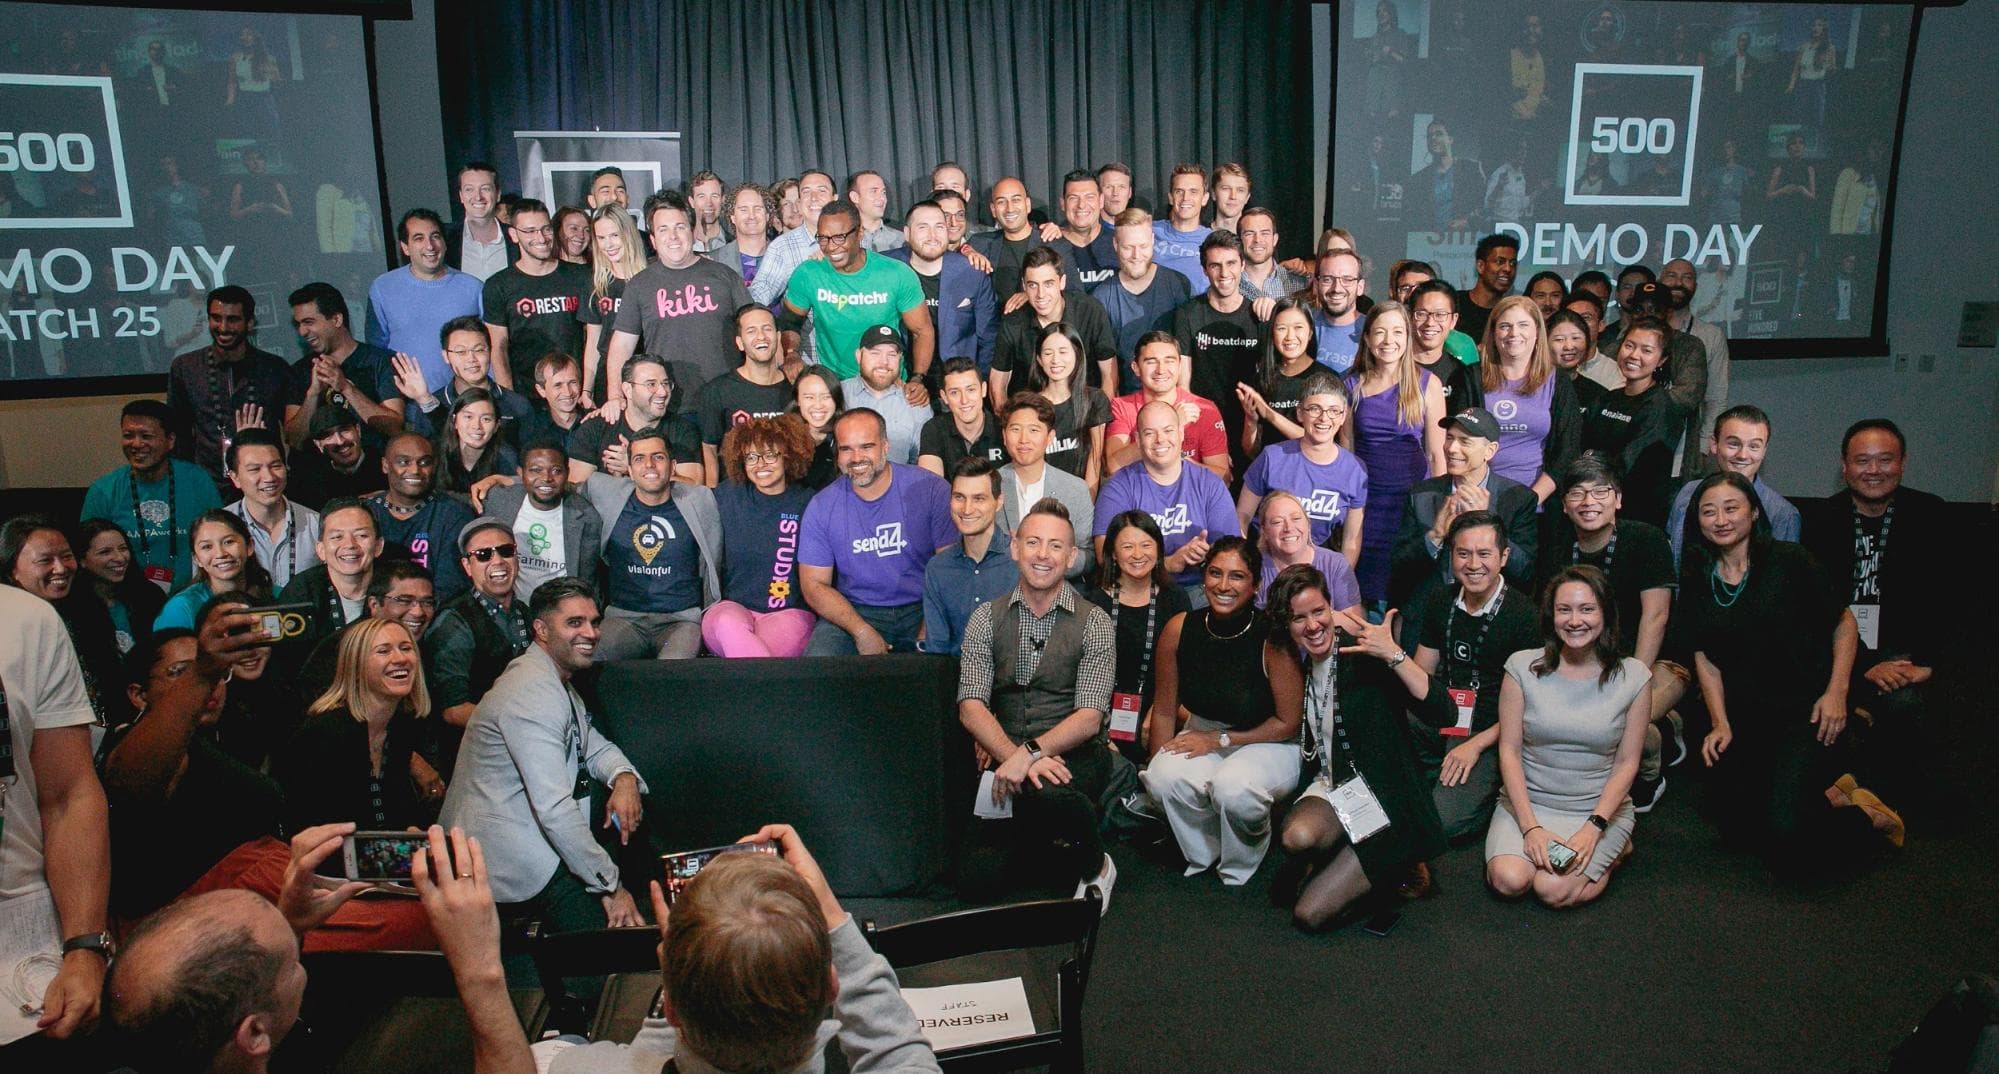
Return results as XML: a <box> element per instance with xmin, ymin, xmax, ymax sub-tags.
<box><xmin>467</xmin><ymin>544</ymin><xmax>517</xmax><ymax>561</ymax></box>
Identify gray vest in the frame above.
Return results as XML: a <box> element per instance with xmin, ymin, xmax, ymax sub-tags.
<box><xmin>990</xmin><ymin>597</ymin><xmax>1093</xmax><ymax>745</ymax></box>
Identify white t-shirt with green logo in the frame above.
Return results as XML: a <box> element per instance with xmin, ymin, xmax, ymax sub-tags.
<box><xmin>513</xmin><ymin>502</ymin><xmax>568</xmax><ymax>601</ymax></box>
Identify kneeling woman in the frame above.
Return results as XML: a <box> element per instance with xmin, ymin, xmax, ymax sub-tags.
<box><xmin>1271</xmin><ymin>565</ymin><xmax>1444</xmax><ymax>928</ymax></box>
<box><xmin>1143</xmin><ymin>537</ymin><xmax>1303</xmax><ymax>885</ymax></box>
<box><xmin>1486</xmin><ymin>566</ymin><xmax>1651</xmax><ymax>908</ymax></box>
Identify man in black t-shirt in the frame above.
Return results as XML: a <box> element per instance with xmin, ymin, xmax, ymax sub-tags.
<box><xmin>1045</xmin><ymin>170</ymin><xmax>1119</xmax><ymax>291</ymax></box>
<box><xmin>1171</xmin><ymin>231</ymin><xmax>1264</xmax><ymax>477</ymax></box>
<box><xmin>693</xmin><ymin>305</ymin><xmax>793</xmax><ymax>484</ymax></box>
<box><xmin>481</xmin><ymin>198</ymin><xmax>590</xmax><ymax>392</ymax></box>
<box><xmin>284</xmin><ymin>281</ymin><xmax>404</xmax><ymax>451</ymax></box>
<box><xmin>968</xmin><ymin>176</ymin><xmax>1044</xmax><ymax>305</ymax></box>
<box><xmin>567</xmin><ymin>353</ymin><xmax>703</xmax><ymax>485</ymax></box>
<box><xmin>918</xmin><ymin>358</ymin><xmax>1008</xmax><ymax>478</ymax></box>
<box><xmin>988</xmin><ymin>247</ymin><xmax>1120</xmax><ymax>404</ymax></box>
<box><xmin>287</xmin><ymin>408</ymin><xmax>386</xmax><ymax>510</ymax></box>
<box><xmin>1457</xmin><ymin>233</ymin><xmax>1518</xmax><ymax>344</ymax></box>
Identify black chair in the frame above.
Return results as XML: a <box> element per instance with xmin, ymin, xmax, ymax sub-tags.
<box><xmin>525</xmin><ymin>925</ymin><xmax>663</xmax><ymax>1042</ymax></box>
<box><xmin>863</xmin><ymin>892</ymin><xmax>1102</xmax><ymax>1073</ymax></box>
<box><xmin>288</xmin><ymin>950</ymin><xmax>480</xmax><ymax>1074</ymax></box>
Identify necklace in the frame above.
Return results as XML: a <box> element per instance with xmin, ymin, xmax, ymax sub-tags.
<box><xmin>1710</xmin><ymin>561</ymin><xmax>1751</xmax><ymax>608</ymax></box>
<box><xmin>1204</xmin><ymin>607</ymin><xmax>1256</xmax><ymax>640</ymax></box>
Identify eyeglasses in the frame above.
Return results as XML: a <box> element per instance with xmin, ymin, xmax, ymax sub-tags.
<box><xmin>816</xmin><ymin>227</ymin><xmax>860</xmax><ymax>247</ymax></box>
<box><xmin>1316</xmin><ymin>274</ymin><xmax>1363</xmax><ymax>289</ymax></box>
<box><xmin>513</xmin><ymin>225</ymin><xmax>554</xmax><ymax>237</ymax></box>
<box><xmin>383</xmin><ymin>595</ymin><xmax>438</xmax><ymax>609</ymax></box>
<box><xmin>1411</xmin><ymin>310</ymin><xmax>1455</xmax><ymax>323</ymax></box>
<box><xmin>466</xmin><ymin>544</ymin><xmax>517</xmax><ymax>561</ymax></box>
<box><xmin>1298</xmin><ymin>404</ymin><xmax>1347</xmax><ymax>418</ymax></box>
<box><xmin>1563</xmin><ymin>485</ymin><xmax>1617</xmax><ymax>504</ymax></box>
<box><xmin>742</xmin><ymin>450</ymin><xmax>783</xmax><ymax>464</ymax></box>
<box><xmin>445</xmin><ymin>346</ymin><xmax>491</xmax><ymax>358</ymax></box>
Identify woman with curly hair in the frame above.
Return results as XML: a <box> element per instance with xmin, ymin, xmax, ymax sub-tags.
<box><xmin>700</xmin><ymin>415</ymin><xmax>820</xmax><ymax>657</ymax></box>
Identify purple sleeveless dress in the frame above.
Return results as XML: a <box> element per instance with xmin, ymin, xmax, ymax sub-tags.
<box><xmin>1345</xmin><ymin>370</ymin><xmax>1432</xmax><ymax>602</ymax></box>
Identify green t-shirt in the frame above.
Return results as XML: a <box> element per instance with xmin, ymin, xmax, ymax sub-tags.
<box><xmin>784</xmin><ymin>253</ymin><xmax>924</xmax><ymax>380</ymax></box>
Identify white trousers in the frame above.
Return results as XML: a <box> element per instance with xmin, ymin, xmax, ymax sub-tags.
<box><xmin>1143</xmin><ymin>738</ymin><xmax>1302</xmax><ymax>885</ymax></box>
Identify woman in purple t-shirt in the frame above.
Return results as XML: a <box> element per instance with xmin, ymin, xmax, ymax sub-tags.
<box><xmin>1236</xmin><ymin>371</ymin><xmax>1367</xmax><ymax>566</ymax></box>
<box><xmin>1477</xmin><ymin>295</ymin><xmax>1579</xmax><ymax>504</ymax></box>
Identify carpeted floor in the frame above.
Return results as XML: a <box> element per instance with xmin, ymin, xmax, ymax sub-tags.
<box><xmin>1076</xmin><ymin>744</ymin><xmax>1999</xmax><ymax>1073</ymax></box>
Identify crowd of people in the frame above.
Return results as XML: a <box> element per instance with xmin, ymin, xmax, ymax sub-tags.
<box><xmin>0</xmin><ymin>155</ymin><xmax>1948</xmax><ymax>1071</ymax></box>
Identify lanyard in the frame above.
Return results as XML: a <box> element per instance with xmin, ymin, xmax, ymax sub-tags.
<box><xmin>1571</xmin><ymin>524</ymin><xmax>1617</xmax><ymax>575</ymax></box>
<box><xmin>206</xmin><ymin>350</ymin><xmax>240</xmax><ymax>447</ymax></box>
<box><xmin>1304</xmin><ymin>651</ymin><xmax>1355</xmax><ymax>778</ymax></box>
<box><xmin>1443</xmin><ymin>586</ymin><xmax>1505</xmax><ymax>691</ymax></box>
<box><xmin>327</xmin><ymin>575</ymin><xmax>351</xmax><ymax>630</ymax></box>
<box><xmin>129</xmin><ymin>464</ymin><xmax>177</xmax><ymax>570</ymax></box>
<box><xmin>1853</xmin><ymin>503</ymin><xmax>1892</xmax><ymax>599</ymax></box>
<box><xmin>0</xmin><ymin>679</ymin><xmax>13</xmax><ymax>783</ymax></box>
<box><xmin>241</xmin><ymin>503</ymin><xmax>297</xmax><ymax>584</ymax></box>
<box><xmin>1111</xmin><ymin>585</ymin><xmax>1158</xmax><ymax>690</ymax></box>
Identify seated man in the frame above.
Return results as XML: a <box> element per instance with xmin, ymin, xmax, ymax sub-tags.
<box><xmin>297</xmin><ymin>558</ymin><xmax>437</xmax><ymax>704</ymax></box>
<box><xmin>1800</xmin><ymin>418</ymin><xmax>1947</xmax><ymax>813</ymax></box>
<box><xmin>995</xmin><ymin>391</ymin><xmax>1094</xmax><ymax>579</ymax></box>
<box><xmin>1389</xmin><ymin>407</ymin><xmax>1538</xmax><ymax>647</ymax></box>
<box><xmin>367</xmin><ymin>432</ymin><xmax>477</xmax><ymax>603</ymax></box>
<box><xmin>841</xmin><ymin>324</ymin><xmax>933</xmax><ymax>466</ymax></box>
<box><xmin>275</xmin><ymin>498</ymin><xmax>386</xmax><ymax>666</ymax></box>
<box><xmin>546</xmin><ymin>826</ymin><xmax>942</xmax><ymax>1074</ymax></box>
<box><xmin>1664</xmin><ymin>404</ymin><xmax>1802</xmax><ymax>568</ymax></box>
<box><xmin>1104</xmin><ymin>331</ymin><xmax>1231</xmax><ymax>481</ymax></box>
<box><xmin>917</xmin><ymin>357</ymin><xmax>1008</xmax><ymax>477</ymax></box>
<box><xmin>920</xmin><ymin>456</ymin><xmax>1017</xmax><ymax>656</ymax></box>
<box><xmin>565</xmin><ymin>353</ymin><xmax>704</xmax><ymax>484</ymax></box>
<box><xmin>954</xmin><ymin>500</ymin><xmax>1119</xmax><ymax>907</ymax></box>
<box><xmin>284</xmin><ymin>407</ymin><xmax>387</xmax><ymax>511</ymax></box>
<box><xmin>800</xmin><ymin>409</ymin><xmax>955</xmax><ymax>654</ymax></box>
<box><xmin>222</xmin><ymin>429</ymin><xmax>322</xmax><ymax>592</ymax></box>
<box><xmin>579</xmin><ymin>430</ymin><xmax>724</xmax><ymax>660</ymax></box>
<box><xmin>81</xmin><ymin>398</ymin><xmax>225</xmax><ymax>592</ymax></box>
<box><xmin>480</xmin><ymin>438</ymin><xmax>604</xmax><ymax>600</ymax></box>
<box><xmin>1092</xmin><ymin>400</ymin><xmax>1239</xmax><ymax>602</ymax></box>
<box><xmin>427</xmin><ymin>519</ymin><xmax>532</xmax><ymax>774</ymax></box>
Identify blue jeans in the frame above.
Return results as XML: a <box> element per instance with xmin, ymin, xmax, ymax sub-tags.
<box><xmin>804</xmin><ymin>601</ymin><xmax>923</xmax><ymax>655</ymax></box>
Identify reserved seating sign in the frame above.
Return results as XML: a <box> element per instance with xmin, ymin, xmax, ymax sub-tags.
<box><xmin>900</xmin><ymin>977</ymin><xmax>1036</xmax><ymax>1051</ymax></box>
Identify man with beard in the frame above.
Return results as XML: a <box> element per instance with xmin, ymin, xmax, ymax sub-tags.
<box><xmin>285</xmin><ymin>408</ymin><xmax>387</xmax><ymax>510</ymax></box>
<box><xmin>1237</xmin><ymin>207</ymin><xmax>1305</xmax><ymax>302</ymax></box>
<box><xmin>426</xmin><ymin>520</ymin><xmax>533</xmax><ymax>777</ymax></box>
<box><xmin>283</xmin><ymin>282</ymin><xmax>403</xmax><ymax>449</ymax></box>
<box><xmin>481</xmin><ymin>198</ymin><xmax>590</xmax><ymax>391</ymax></box>
<box><xmin>165</xmin><ymin>285</ymin><xmax>291</xmax><ymax>491</ymax></box>
<box><xmin>1304</xmin><ymin>247</ymin><xmax>1366</xmax><ymax>373</ymax></box>
<box><xmin>1456</xmin><ymin>233</ymin><xmax>1518</xmax><ymax>343</ymax></box>
<box><xmin>1658</xmin><ymin>258</ymin><xmax>1729</xmax><ymax>475</ymax></box>
<box><xmin>888</xmin><ymin>199</ymin><xmax>999</xmax><ymax>378</ymax></box>
<box><xmin>579</xmin><ymin>430</ymin><xmax>723</xmax><ymax>661</ymax></box>
<box><xmin>1046</xmin><ymin>170</ymin><xmax>1119</xmax><ymax>290</ymax></box>
<box><xmin>799</xmin><ymin>409</ymin><xmax>955</xmax><ymax>654</ymax></box>
<box><xmin>693</xmin><ymin>305</ymin><xmax>796</xmax><ymax>484</ymax></box>
<box><xmin>565</xmin><ymin>354</ymin><xmax>703</xmax><ymax>485</ymax></box>
<box><xmin>687</xmin><ymin>169</ymin><xmax>728</xmax><ymax>253</ymax></box>
<box><xmin>783</xmin><ymin>199</ymin><xmax>934</xmax><ymax>384</ymax></box>
<box><xmin>82</xmin><ymin>399</ymin><xmax>225</xmax><ymax>590</ymax></box>
<box><xmin>366</xmin><ymin>433</ymin><xmax>477</xmax><ymax>602</ymax></box>
<box><xmin>481</xmin><ymin>439</ymin><xmax>603</xmax><ymax>599</ymax></box>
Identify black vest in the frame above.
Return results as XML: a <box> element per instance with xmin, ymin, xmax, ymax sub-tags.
<box><xmin>990</xmin><ymin>595</ymin><xmax>1094</xmax><ymax>746</ymax></box>
<box><xmin>440</xmin><ymin>592</ymin><xmax>525</xmax><ymax>704</ymax></box>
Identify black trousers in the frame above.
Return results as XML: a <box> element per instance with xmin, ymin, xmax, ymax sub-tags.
<box><xmin>1711</xmin><ymin>721</ymin><xmax>1874</xmax><ymax>879</ymax></box>
<box><xmin>958</xmin><ymin>742</ymin><xmax>1112</xmax><ymax>902</ymax></box>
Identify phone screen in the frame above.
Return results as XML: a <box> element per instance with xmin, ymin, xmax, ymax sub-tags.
<box><xmin>350</xmin><ymin>832</ymin><xmax>430</xmax><ymax>882</ymax></box>
<box><xmin>1546</xmin><ymin>840</ymin><xmax>1578</xmax><ymax>872</ymax></box>
<box><xmin>659</xmin><ymin>841</ymin><xmax>777</xmax><ymax>904</ymax></box>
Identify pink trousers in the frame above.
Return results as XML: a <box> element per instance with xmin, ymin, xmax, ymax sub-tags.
<box><xmin>699</xmin><ymin>602</ymin><xmax>816</xmax><ymax>658</ymax></box>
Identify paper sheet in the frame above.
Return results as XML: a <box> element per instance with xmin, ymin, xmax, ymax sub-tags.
<box><xmin>902</xmin><ymin>977</ymin><xmax>1036</xmax><ymax>1051</ymax></box>
<box><xmin>0</xmin><ymin>886</ymin><xmax>61</xmax><ymax>1046</ymax></box>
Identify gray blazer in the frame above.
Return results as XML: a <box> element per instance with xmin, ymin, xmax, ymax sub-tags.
<box><xmin>438</xmin><ymin>644</ymin><xmax>646</xmax><ymax>902</ymax></box>
<box><xmin>580</xmin><ymin>473</ymin><xmax>725</xmax><ymax>606</ymax></box>
<box><xmin>480</xmin><ymin>484</ymin><xmax>604</xmax><ymax>596</ymax></box>
<box><xmin>997</xmin><ymin>463</ymin><xmax>1094</xmax><ymax>580</ymax></box>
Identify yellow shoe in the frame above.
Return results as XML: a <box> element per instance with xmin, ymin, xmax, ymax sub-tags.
<box><xmin>1848</xmin><ymin>787</ymin><xmax>1905</xmax><ymax>848</ymax></box>
<box><xmin>1832</xmin><ymin>773</ymin><xmax>1860</xmax><ymax>798</ymax></box>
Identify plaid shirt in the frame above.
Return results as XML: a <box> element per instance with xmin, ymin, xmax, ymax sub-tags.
<box><xmin>956</xmin><ymin>583</ymin><xmax>1114</xmax><ymax>717</ymax></box>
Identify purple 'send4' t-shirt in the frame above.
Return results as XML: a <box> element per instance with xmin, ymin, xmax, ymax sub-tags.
<box><xmin>1093</xmin><ymin>463</ymin><xmax>1240</xmax><ymax>585</ymax></box>
<box><xmin>1242</xmin><ymin>440</ymin><xmax>1370</xmax><ymax>549</ymax></box>
<box><xmin>799</xmin><ymin>463</ymin><xmax>955</xmax><ymax>608</ymax></box>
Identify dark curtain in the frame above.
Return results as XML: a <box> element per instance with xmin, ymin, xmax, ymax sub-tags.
<box><xmin>436</xmin><ymin>0</ymin><xmax>1316</xmax><ymax>254</ymax></box>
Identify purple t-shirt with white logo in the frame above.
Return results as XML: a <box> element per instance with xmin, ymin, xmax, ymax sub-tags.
<box><xmin>1242</xmin><ymin>440</ymin><xmax>1370</xmax><ymax>549</ymax></box>
<box><xmin>1484</xmin><ymin>375</ymin><xmax>1557</xmax><ymax>489</ymax></box>
<box><xmin>799</xmin><ymin>463</ymin><xmax>954</xmax><ymax>608</ymax></box>
<box><xmin>1093</xmin><ymin>463</ymin><xmax>1241</xmax><ymax>585</ymax></box>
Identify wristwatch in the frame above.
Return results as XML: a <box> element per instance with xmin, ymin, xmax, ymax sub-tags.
<box><xmin>1025</xmin><ymin>738</ymin><xmax>1044</xmax><ymax>761</ymax></box>
<box><xmin>63</xmin><ymin>932</ymin><xmax>115</xmax><ymax>961</ymax></box>
<box><xmin>1385</xmin><ymin>650</ymin><xmax>1408</xmax><ymax>668</ymax></box>
<box><xmin>1586</xmin><ymin>813</ymin><xmax>1610</xmax><ymax>833</ymax></box>
<box><xmin>1218</xmin><ymin>731</ymin><xmax>1233</xmax><ymax>749</ymax></box>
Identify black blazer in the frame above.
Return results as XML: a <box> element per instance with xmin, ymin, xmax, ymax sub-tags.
<box><xmin>443</xmin><ymin>220</ymin><xmax>518</xmax><ymax>272</ymax></box>
<box><xmin>1798</xmin><ymin>486</ymin><xmax>1948</xmax><ymax>668</ymax></box>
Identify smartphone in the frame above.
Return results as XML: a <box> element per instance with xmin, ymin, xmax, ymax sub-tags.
<box><xmin>1546</xmin><ymin>840</ymin><xmax>1578</xmax><ymax>873</ymax></box>
<box><xmin>1361</xmin><ymin>910</ymin><xmax>1401</xmax><ymax>937</ymax></box>
<box><xmin>659</xmin><ymin>841</ymin><xmax>777</xmax><ymax>904</ymax></box>
<box><xmin>245</xmin><ymin>602</ymin><xmax>316</xmax><ymax>645</ymax></box>
<box><xmin>318</xmin><ymin>831</ymin><xmax>444</xmax><ymax>883</ymax></box>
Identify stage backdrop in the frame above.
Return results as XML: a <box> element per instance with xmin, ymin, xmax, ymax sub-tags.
<box><xmin>437</xmin><ymin>0</ymin><xmax>1314</xmax><ymax>247</ymax></box>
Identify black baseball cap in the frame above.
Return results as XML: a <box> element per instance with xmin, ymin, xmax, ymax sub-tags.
<box><xmin>1440</xmin><ymin>407</ymin><xmax>1500</xmax><ymax>442</ymax></box>
<box><xmin>858</xmin><ymin>324</ymin><xmax>903</xmax><ymax>352</ymax></box>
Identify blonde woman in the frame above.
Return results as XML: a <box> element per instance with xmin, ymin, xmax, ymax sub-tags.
<box><xmin>1477</xmin><ymin>294</ymin><xmax>1581</xmax><ymax>503</ymax></box>
<box><xmin>1343</xmin><ymin>301</ymin><xmax>1446</xmax><ymax>607</ymax></box>
<box><xmin>276</xmin><ymin>618</ymin><xmax>435</xmax><ymax>833</ymax></box>
<box><xmin>580</xmin><ymin>204</ymin><xmax>647</xmax><ymax>402</ymax></box>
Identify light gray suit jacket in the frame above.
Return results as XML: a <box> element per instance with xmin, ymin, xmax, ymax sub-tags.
<box><xmin>481</xmin><ymin>484</ymin><xmax>604</xmax><ymax>598</ymax></box>
<box><xmin>581</xmin><ymin>473</ymin><xmax>725</xmax><ymax>607</ymax></box>
<box><xmin>997</xmin><ymin>463</ymin><xmax>1094</xmax><ymax>580</ymax></box>
<box><xmin>438</xmin><ymin>644</ymin><xmax>645</xmax><ymax>902</ymax></box>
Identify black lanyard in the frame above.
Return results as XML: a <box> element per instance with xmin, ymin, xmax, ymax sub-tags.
<box><xmin>129</xmin><ymin>464</ymin><xmax>177</xmax><ymax>572</ymax></box>
<box><xmin>0</xmin><ymin>679</ymin><xmax>13</xmax><ymax>782</ymax></box>
<box><xmin>1571</xmin><ymin>524</ymin><xmax>1617</xmax><ymax>574</ymax></box>
<box><xmin>1111</xmin><ymin>585</ymin><xmax>1158</xmax><ymax>691</ymax></box>
<box><xmin>1853</xmin><ymin>503</ymin><xmax>1892</xmax><ymax>601</ymax></box>
<box><xmin>327</xmin><ymin>575</ymin><xmax>352</xmax><ymax>630</ymax></box>
<box><xmin>206</xmin><ymin>350</ymin><xmax>240</xmax><ymax>447</ymax></box>
<box><xmin>1304</xmin><ymin>650</ymin><xmax>1356</xmax><ymax>778</ymax></box>
<box><xmin>1443</xmin><ymin>586</ymin><xmax>1505</xmax><ymax>691</ymax></box>
<box><xmin>242</xmin><ymin>503</ymin><xmax>297</xmax><ymax>584</ymax></box>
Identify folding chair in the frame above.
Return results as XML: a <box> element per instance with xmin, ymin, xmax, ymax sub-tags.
<box><xmin>524</xmin><ymin>925</ymin><xmax>663</xmax><ymax>1042</ymax></box>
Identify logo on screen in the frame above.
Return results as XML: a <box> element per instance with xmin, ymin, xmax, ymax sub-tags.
<box><xmin>0</xmin><ymin>75</ymin><xmax>134</xmax><ymax>229</ymax></box>
<box><xmin>1564</xmin><ymin>64</ymin><xmax>1703</xmax><ymax>208</ymax></box>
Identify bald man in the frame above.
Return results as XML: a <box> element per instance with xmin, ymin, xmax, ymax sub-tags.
<box><xmin>967</xmin><ymin>176</ymin><xmax>1045</xmax><ymax>305</ymax></box>
<box><xmin>106</xmin><ymin>890</ymin><xmax>308</xmax><ymax>1072</ymax></box>
<box><xmin>1091</xmin><ymin>400</ymin><xmax>1239</xmax><ymax>598</ymax></box>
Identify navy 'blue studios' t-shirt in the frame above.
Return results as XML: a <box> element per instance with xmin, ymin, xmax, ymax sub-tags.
<box><xmin>714</xmin><ymin>480</ymin><xmax>814</xmax><ymax>611</ymax></box>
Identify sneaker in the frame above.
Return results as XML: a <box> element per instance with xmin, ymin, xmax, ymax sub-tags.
<box><xmin>1659</xmin><ymin>712</ymin><xmax>1687</xmax><ymax>768</ymax></box>
<box><xmin>1075</xmin><ymin>854</ymin><xmax>1118</xmax><ymax>916</ymax></box>
<box><xmin>1632</xmin><ymin>772</ymin><xmax>1666</xmax><ymax>813</ymax></box>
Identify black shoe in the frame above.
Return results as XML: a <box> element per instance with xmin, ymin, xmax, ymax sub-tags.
<box><xmin>1632</xmin><ymin>772</ymin><xmax>1666</xmax><ymax>814</ymax></box>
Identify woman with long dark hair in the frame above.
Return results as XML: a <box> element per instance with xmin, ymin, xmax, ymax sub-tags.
<box><xmin>792</xmin><ymin>364</ymin><xmax>846</xmax><ymax>490</ymax></box>
<box><xmin>77</xmin><ymin>518</ymin><xmax>166</xmax><ymax>656</ymax></box>
<box><xmin>153</xmin><ymin>509</ymin><xmax>274</xmax><ymax>631</ymax></box>
<box><xmin>1021</xmin><ymin>321</ymin><xmax>1111</xmax><ymax>491</ymax></box>
<box><xmin>1485</xmin><ymin>565</ymin><xmax>1651</xmax><ymax>908</ymax></box>
<box><xmin>1676</xmin><ymin>472</ymin><xmax>1902</xmax><ymax>873</ymax></box>
<box><xmin>1082</xmin><ymin>510</ymin><xmax>1192</xmax><ymax>763</ymax></box>
<box><xmin>436</xmin><ymin>387</ymin><xmax>519</xmax><ymax>495</ymax></box>
<box><xmin>1235</xmin><ymin>298</ymin><xmax>1323</xmax><ymax>456</ymax></box>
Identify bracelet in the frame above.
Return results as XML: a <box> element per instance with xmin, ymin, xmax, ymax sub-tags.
<box><xmin>1521</xmin><ymin>825</ymin><xmax>1545</xmax><ymax>839</ymax></box>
